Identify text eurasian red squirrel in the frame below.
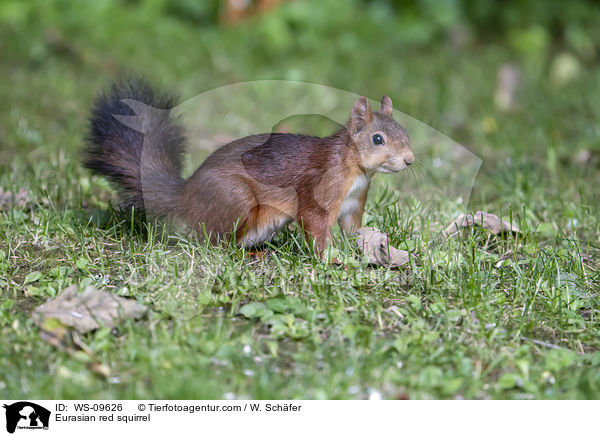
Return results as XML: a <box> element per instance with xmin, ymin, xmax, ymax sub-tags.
<box><xmin>84</xmin><ymin>79</ymin><xmax>414</xmax><ymax>255</ymax></box>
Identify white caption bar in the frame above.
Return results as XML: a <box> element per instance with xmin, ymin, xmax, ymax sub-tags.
<box><xmin>0</xmin><ymin>400</ymin><xmax>597</xmax><ymax>436</ymax></box>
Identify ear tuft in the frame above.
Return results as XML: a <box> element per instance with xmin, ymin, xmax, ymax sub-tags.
<box><xmin>380</xmin><ymin>95</ymin><xmax>393</xmax><ymax>116</ymax></box>
<box><xmin>351</xmin><ymin>96</ymin><xmax>373</xmax><ymax>131</ymax></box>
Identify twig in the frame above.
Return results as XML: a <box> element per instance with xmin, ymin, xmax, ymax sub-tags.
<box><xmin>520</xmin><ymin>336</ymin><xmax>563</xmax><ymax>350</ymax></box>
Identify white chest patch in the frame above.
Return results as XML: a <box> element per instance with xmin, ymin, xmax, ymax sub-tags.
<box><xmin>338</xmin><ymin>173</ymin><xmax>369</xmax><ymax>218</ymax></box>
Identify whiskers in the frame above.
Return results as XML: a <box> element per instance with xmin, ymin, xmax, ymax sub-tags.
<box><xmin>400</xmin><ymin>159</ymin><xmax>431</xmax><ymax>198</ymax></box>
<box><xmin>397</xmin><ymin>136</ymin><xmax>445</xmax><ymax>198</ymax></box>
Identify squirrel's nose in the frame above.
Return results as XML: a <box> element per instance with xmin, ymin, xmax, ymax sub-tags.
<box><xmin>404</xmin><ymin>152</ymin><xmax>414</xmax><ymax>166</ymax></box>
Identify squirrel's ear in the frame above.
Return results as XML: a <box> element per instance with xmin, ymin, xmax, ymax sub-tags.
<box><xmin>380</xmin><ymin>96</ymin><xmax>393</xmax><ymax>116</ymax></box>
<box><xmin>351</xmin><ymin>97</ymin><xmax>373</xmax><ymax>131</ymax></box>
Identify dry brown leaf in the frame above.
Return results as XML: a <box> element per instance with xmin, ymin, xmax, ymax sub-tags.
<box><xmin>355</xmin><ymin>227</ymin><xmax>410</xmax><ymax>268</ymax></box>
<box><xmin>36</xmin><ymin>315</ymin><xmax>115</xmax><ymax>378</ymax></box>
<box><xmin>441</xmin><ymin>211</ymin><xmax>521</xmax><ymax>241</ymax></box>
<box><xmin>38</xmin><ymin>318</ymin><xmax>70</xmax><ymax>351</ymax></box>
<box><xmin>33</xmin><ymin>285</ymin><xmax>148</xmax><ymax>334</ymax></box>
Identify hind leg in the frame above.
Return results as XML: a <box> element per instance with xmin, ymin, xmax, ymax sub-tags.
<box><xmin>236</xmin><ymin>204</ymin><xmax>293</xmax><ymax>247</ymax></box>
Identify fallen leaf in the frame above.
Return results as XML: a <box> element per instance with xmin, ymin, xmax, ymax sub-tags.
<box><xmin>36</xmin><ymin>313</ymin><xmax>113</xmax><ymax>376</ymax></box>
<box><xmin>88</xmin><ymin>362</ymin><xmax>111</xmax><ymax>378</ymax></box>
<box><xmin>441</xmin><ymin>211</ymin><xmax>521</xmax><ymax>241</ymax></box>
<box><xmin>355</xmin><ymin>227</ymin><xmax>410</xmax><ymax>268</ymax></box>
<box><xmin>33</xmin><ymin>284</ymin><xmax>148</xmax><ymax>334</ymax></box>
<box><xmin>38</xmin><ymin>317</ymin><xmax>71</xmax><ymax>350</ymax></box>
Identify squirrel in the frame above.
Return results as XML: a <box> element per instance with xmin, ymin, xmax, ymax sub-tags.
<box><xmin>84</xmin><ymin>79</ymin><xmax>414</xmax><ymax>256</ymax></box>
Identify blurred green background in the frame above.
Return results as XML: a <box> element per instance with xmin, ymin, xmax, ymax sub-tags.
<box><xmin>2</xmin><ymin>0</ymin><xmax>600</xmax><ymax>205</ymax></box>
<box><xmin>1</xmin><ymin>0</ymin><xmax>600</xmax><ymax>399</ymax></box>
<box><xmin>2</xmin><ymin>0</ymin><xmax>599</xmax><ymax>158</ymax></box>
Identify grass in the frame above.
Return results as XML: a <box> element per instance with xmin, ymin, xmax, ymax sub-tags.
<box><xmin>1</xmin><ymin>0</ymin><xmax>599</xmax><ymax>399</ymax></box>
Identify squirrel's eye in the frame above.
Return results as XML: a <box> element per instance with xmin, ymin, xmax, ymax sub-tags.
<box><xmin>372</xmin><ymin>134</ymin><xmax>385</xmax><ymax>145</ymax></box>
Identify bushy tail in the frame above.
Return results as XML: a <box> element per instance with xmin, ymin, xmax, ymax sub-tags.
<box><xmin>84</xmin><ymin>78</ymin><xmax>186</xmax><ymax>216</ymax></box>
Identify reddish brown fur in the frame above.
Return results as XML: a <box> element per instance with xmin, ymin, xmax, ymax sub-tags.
<box><xmin>176</xmin><ymin>96</ymin><xmax>413</xmax><ymax>255</ymax></box>
<box><xmin>86</xmin><ymin>83</ymin><xmax>414</xmax><ymax>257</ymax></box>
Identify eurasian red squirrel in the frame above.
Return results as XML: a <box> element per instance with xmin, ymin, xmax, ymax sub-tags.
<box><xmin>84</xmin><ymin>79</ymin><xmax>414</xmax><ymax>255</ymax></box>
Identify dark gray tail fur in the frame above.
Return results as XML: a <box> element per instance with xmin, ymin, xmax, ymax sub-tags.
<box><xmin>84</xmin><ymin>78</ymin><xmax>185</xmax><ymax>216</ymax></box>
